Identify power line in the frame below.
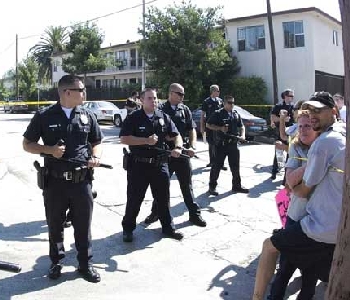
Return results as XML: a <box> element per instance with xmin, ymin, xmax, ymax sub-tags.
<box><xmin>74</xmin><ymin>0</ymin><xmax>158</xmax><ymax>26</ymax></box>
<box><xmin>0</xmin><ymin>41</ymin><xmax>15</xmax><ymax>56</ymax></box>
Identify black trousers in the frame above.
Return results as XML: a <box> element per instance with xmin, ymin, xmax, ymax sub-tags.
<box><xmin>122</xmin><ymin>161</ymin><xmax>174</xmax><ymax>232</ymax></box>
<box><xmin>206</xmin><ymin>129</ymin><xmax>216</xmax><ymax>164</ymax></box>
<box><xmin>150</xmin><ymin>157</ymin><xmax>200</xmax><ymax>217</ymax></box>
<box><xmin>209</xmin><ymin>143</ymin><xmax>241</xmax><ymax>189</ymax></box>
<box><xmin>43</xmin><ymin>177</ymin><xmax>93</xmax><ymax>268</ymax></box>
<box><xmin>269</xmin><ymin>217</ymin><xmax>318</xmax><ymax>300</ymax></box>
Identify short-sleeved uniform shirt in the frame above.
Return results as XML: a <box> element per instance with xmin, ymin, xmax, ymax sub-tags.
<box><xmin>159</xmin><ymin>101</ymin><xmax>195</xmax><ymax>148</ymax></box>
<box><xmin>23</xmin><ymin>102</ymin><xmax>103</xmax><ymax>172</ymax></box>
<box><xmin>119</xmin><ymin>108</ymin><xmax>179</xmax><ymax>158</ymax></box>
<box><xmin>271</xmin><ymin>101</ymin><xmax>294</xmax><ymax>127</ymax></box>
<box><xmin>207</xmin><ymin>108</ymin><xmax>243</xmax><ymax>142</ymax></box>
<box><xmin>201</xmin><ymin>97</ymin><xmax>223</xmax><ymax>122</ymax></box>
<box><xmin>301</xmin><ymin>125</ymin><xmax>346</xmax><ymax>244</ymax></box>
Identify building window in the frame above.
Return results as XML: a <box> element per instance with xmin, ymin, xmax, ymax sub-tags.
<box><xmin>129</xmin><ymin>78</ymin><xmax>137</xmax><ymax>84</ymax></box>
<box><xmin>237</xmin><ymin>25</ymin><xmax>265</xmax><ymax>52</ymax></box>
<box><xmin>115</xmin><ymin>79</ymin><xmax>121</xmax><ymax>88</ymax></box>
<box><xmin>333</xmin><ymin>30</ymin><xmax>338</xmax><ymax>46</ymax></box>
<box><xmin>283</xmin><ymin>21</ymin><xmax>305</xmax><ymax>48</ymax></box>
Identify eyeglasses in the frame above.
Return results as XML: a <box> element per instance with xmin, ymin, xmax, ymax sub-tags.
<box><xmin>171</xmin><ymin>91</ymin><xmax>185</xmax><ymax>97</ymax></box>
<box><xmin>287</xmin><ymin>95</ymin><xmax>294</xmax><ymax>98</ymax></box>
<box><xmin>64</xmin><ymin>88</ymin><xmax>86</xmax><ymax>93</ymax></box>
<box><xmin>226</xmin><ymin>101</ymin><xmax>234</xmax><ymax>105</ymax></box>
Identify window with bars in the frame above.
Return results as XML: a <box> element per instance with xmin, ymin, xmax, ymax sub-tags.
<box><xmin>283</xmin><ymin>21</ymin><xmax>305</xmax><ymax>48</ymax></box>
<box><xmin>237</xmin><ymin>25</ymin><xmax>265</xmax><ymax>52</ymax></box>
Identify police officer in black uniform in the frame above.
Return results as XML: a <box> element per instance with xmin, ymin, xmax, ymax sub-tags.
<box><xmin>23</xmin><ymin>75</ymin><xmax>102</xmax><ymax>283</ymax></box>
<box><xmin>120</xmin><ymin>88</ymin><xmax>184</xmax><ymax>242</ymax></box>
<box><xmin>125</xmin><ymin>91</ymin><xmax>140</xmax><ymax>115</ymax></box>
<box><xmin>144</xmin><ymin>83</ymin><xmax>206</xmax><ymax>227</ymax></box>
<box><xmin>200</xmin><ymin>84</ymin><xmax>225</xmax><ymax>169</ymax></box>
<box><xmin>206</xmin><ymin>95</ymin><xmax>249</xmax><ymax>196</ymax></box>
<box><xmin>270</xmin><ymin>89</ymin><xmax>295</xmax><ymax>179</ymax></box>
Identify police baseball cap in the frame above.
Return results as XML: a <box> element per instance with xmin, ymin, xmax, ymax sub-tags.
<box><xmin>302</xmin><ymin>91</ymin><xmax>335</xmax><ymax>109</ymax></box>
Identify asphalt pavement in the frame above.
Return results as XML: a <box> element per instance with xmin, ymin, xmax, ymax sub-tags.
<box><xmin>0</xmin><ymin>120</ymin><xmax>327</xmax><ymax>300</ymax></box>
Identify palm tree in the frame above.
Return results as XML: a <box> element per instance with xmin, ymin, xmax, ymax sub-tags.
<box><xmin>30</xmin><ymin>26</ymin><xmax>69</xmax><ymax>83</ymax></box>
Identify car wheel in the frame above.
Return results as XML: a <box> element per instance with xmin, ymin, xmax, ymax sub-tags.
<box><xmin>114</xmin><ymin>115</ymin><xmax>122</xmax><ymax>127</ymax></box>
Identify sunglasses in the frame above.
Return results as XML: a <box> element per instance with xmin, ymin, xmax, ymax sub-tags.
<box><xmin>226</xmin><ymin>101</ymin><xmax>234</xmax><ymax>105</ymax></box>
<box><xmin>171</xmin><ymin>91</ymin><xmax>185</xmax><ymax>97</ymax></box>
<box><xmin>306</xmin><ymin>106</ymin><xmax>330</xmax><ymax>114</ymax></box>
<box><xmin>64</xmin><ymin>88</ymin><xmax>86</xmax><ymax>92</ymax></box>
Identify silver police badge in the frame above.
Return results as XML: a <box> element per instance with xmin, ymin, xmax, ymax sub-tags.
<box><xmin>159</xmin><ymin>118</ymin><xmax>164</xmax><ymax>126</ymax></box>
<box><xmin>80</xmin><ymin>114</ymin><xmax>88</xmax><ymax>125</ymax></box>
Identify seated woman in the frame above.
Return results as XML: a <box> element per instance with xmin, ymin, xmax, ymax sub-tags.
<box><xmin>253</xmin><ymin>111</ymin><xmax>319</xmax><ymax>300</ymax></box>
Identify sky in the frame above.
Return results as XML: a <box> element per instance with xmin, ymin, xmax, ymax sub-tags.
<box><xmin>0</xmin><ymin>0</ymin><xmax>341</xmax><ymax>77</ymax></box>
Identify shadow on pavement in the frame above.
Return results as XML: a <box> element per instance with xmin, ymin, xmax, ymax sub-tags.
<box><xmin>207</xmin><ymin>257</ymin><xmax>259</xmax><ymax>300</ymax></box>
<box><xmin>0</xmin><ymin>220</ymin><xmax>47</xmax><ymax>242</ymax></box>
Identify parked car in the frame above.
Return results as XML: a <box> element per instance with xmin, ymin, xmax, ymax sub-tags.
<box><xmin>3</xmin><ymin>97</ymin><xmax>29</xmax><ymax>113</ymax></box>
<box><xmin>83</xmin><ymin>101</ymin><xmax>127</xmax><ymax>127</ymax></box>
<box><xmin>191</xmin><ymin>105</ymin><xmax>268</xmax><ymax>140</ymax></box>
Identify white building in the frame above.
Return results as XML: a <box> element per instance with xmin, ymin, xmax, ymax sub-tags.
<box><xmin>51</xmin><ymin>41</ymin><xmax>143</xmax><ymax>88</ymax></box>
<box><xmin>225</xmin><ymin>7</ymin><xmax>344</xmax><ymax>103</ymax></box>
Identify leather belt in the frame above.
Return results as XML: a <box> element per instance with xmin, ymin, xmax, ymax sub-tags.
<box><xmin>132</xmin><ymin>156</ymin><xmax>156</xmax><ymax>163</ymax></box>
<box><xmin>49</xmin><ymin>170</ymin><xmax>74</xmax><ymax>180</ymax></box>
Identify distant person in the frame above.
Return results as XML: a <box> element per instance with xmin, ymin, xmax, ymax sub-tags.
<box><xmin>200</xmin><ymin>85</ymin><xmax>226</xmax><ymax>170</ymax></box>
<box><xmin>125</xmin><ymin>91</ymin><xmax>140</xmax><ymax>115</ymax></box>
<box><xmin>206</xmin><ymin>95</ymin><xmax>249</xmax><ymax>196</ymax></box>
<box><xmin>270</xmin><ymin>89</ymin><xmax>295</xmax><ymax>179</ymax></box>
<box><xmin>334</xmin><ymin>93</ymin><xmax>346</xmax><ymax>122</ymax></box>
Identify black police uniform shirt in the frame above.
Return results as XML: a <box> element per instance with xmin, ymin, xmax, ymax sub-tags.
<box><xmin>201</xmin><ymin>97</ymin><xmax>224</xmax><ymax>121</ymax></box>
<box><xmin>271</xmin><ymin>101</ymin><xmax>294</xmax><ymax>127</ymax></box>
<box><xmin>159</xmin><ymin>101</ymin><xmax>196</xmax><ymax>149</ymax></box>
<box><xmin>207</xmin><ymin>108</ymin><xmax>243</xmax><ymax>141</ymax></box>
<box><xmin>119</xmin><ymin>108</ymin><xmax>179</xmax><ymax>158</ymax></box>
<box><xmin>23</xmin><ymin>102</ymin><xmax>103</xmax><ymax>172</ymax></box>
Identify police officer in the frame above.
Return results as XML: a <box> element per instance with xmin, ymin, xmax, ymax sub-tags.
<box><xmin>144</xmin><ymin>83</ymin><xmax>207</xmax><ymax>227</ymax></box>
<box><xmin>120</xmin><ymin>88</ymin><xmax>184</xmax><ymax>242</ymax></box>
<box><xmin>200</xmin><ymin>84</ymin><xmax>227</xmax><ymax>170</ymax></box>
<box><xmin>206</xmin><ymin>95</ymin><xmax>249</xmax><ymax>195</ymax></box>
<box><xmin>22</xmin><ymin>75</ymin><xmax>102</xmax><ymax>283</ymax></box>
<box><xmin>270</xmin><ymin>89</ymin><xmax>295</xmax><ymax>179</ymax></box>
<box><xmin>125</xmin><ymin>91</ymin><xmax>140</xmax><ymax>115</ymax></box>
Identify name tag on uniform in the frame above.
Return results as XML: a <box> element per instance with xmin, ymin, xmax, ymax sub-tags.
<box><xmin>49</xmin><ymin>124</ymin><xmax>58</xmax><ymax>128</ymax></box>
<box><xmin>139</xmin><ymin>126</ymin><xmax>145</xmax><ymax>130</ymax></box>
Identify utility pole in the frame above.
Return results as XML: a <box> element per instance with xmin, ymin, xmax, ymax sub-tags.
<box><xmin>141</xmin><ymin>0</ymin><xmax>146</xmax><ymax>90</ymax></box>
<box><xmin>267</xmin><ymin>0</ymin><xmax>278</xmax><ymax>104</ymax></box>
<box><xmin>15</xmin><ymin>34</ymin><xmax>19</xmax><ymax>100</ymax></box>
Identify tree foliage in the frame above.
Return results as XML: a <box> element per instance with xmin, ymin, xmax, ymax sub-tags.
<box><xmin>62</xmin><ymin>23</ymin><xmax>107</xmax><ymax>82</ymax></box>
<box><xmin>18</xmin><ymin>56</ymin><xmax>39</xmax><ymax>98</ymax></box>
<box><xmin>139</xmin><ymin>1</ymin><xmax>240</xmax><ymax>104</ymax></box>
<box><xmin>30</xmin><ymin>26</ymin><xmax>69</xmax><ymax>83</ymax></box>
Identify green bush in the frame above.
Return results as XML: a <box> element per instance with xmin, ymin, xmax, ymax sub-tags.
<box><xmin>229</xmin><ymin>76</ymin><xmax>268</xmax><ymax>106</ymax></box>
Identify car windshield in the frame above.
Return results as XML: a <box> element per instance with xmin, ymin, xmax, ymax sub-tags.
<box><xmin>234</xmin><ymin>105</ymin><xmax>256</xmax><ymax>118</ymax></box>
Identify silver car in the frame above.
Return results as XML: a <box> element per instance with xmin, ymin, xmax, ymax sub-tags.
<box><xmin>83</xmin><ymin>101</ymin><xmax>127</xmax><ymax>127</ymax></box>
